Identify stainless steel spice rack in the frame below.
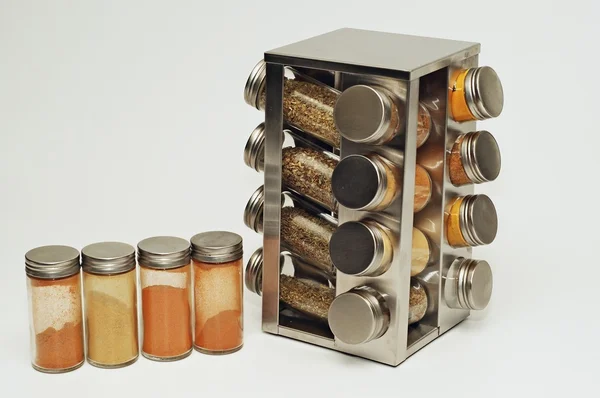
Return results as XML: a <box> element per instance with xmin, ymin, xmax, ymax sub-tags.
<box><xmin>246</xmin><ymin>28</ymin><xmax>500</xmax><ymax>366</ymax></box>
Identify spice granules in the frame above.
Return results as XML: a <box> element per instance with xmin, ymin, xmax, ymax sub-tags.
<box><xmin>417</xmin><ymin>105</ymin><xmax>432</xmax><ymax>148</ymax></box>
<box><xmin>141</xmin><ymin>265</ymin><xmax>192</xmax><ymax>360</ymax></box>
<box><xmin>409</xmin><ymin>281</ymin><xmax>428</xmax><ymax>325</ymax></box>
<box><xmin>280</xmin><ymin>206</ymin><xmax>335</xmax><ymax>273</ymax></box>
<box><xmin>282</xmin><ymin>146</ymin><xmax>338</xmax><ymax>211</ymax></box>
<box><xmin>413</xmin><ymin>165</ymin><xmax>432</xmax><ymax>212</ymax></box>
<box><xmin>411</xmin><ymin>228</ymin><xmax>430</xmax><ymax>276</ymax></box>
<box><xmin>450</xmin><ymin>69</ymin><xmax>475</xmax><ymax>122</ymax></box>
<box><xmin>446</xmin><ymin>196</ymin><xmax>469</xmax><ymax>247</ymax></box>
<box><xmin>29</xmin><ymin>274</ymin><xmax>84</xmax><ymax>371</ymax></box>
<box><xmin>279</xmin><ymin>274</ymin><xmax>335</xmax><ymax>322</ymax></box>
<box><xmin>449</xmin><ymin>133</ymin><xmax>472</xmax><ymax>186</ymax></box>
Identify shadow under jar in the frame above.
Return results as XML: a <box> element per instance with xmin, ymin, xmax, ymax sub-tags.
<box><xmin>331</xmin><ymin>153</ymin><xmax>432</xmax><ymax>213</ymax></box>
<box><xmin>448</xmin><ymin>130</ymin><xmax>501</xmax><ymax>186</ymax></box>
<box><xmin>244</xmin><ymin>60</ymin><xmax>341</xmax><ymax>148</ymax></box>
<box><xmin>191</xmin><ymin>231</ymin><xmax>243</xmax><ymax>355</ymax></box>
<box><xmin>334</xmin><ymin>84</ymin><xmax>432</xmax><ymax>148</ymax></box>
<box><xmin>244</xmin><ymin>122</ymin><xmax>339</xmax><ymax>212</ymax></box>
<box><xmin>25</xmin><ymin>245</ymin><xmax>84</xmax><ymax>373</ymax></box>
<box><xmin>244</xmin><ymin>185</ymin><xmax>337</xmax><ymax>275</ymax></box>
<box><xmin>245</xmin><ymin>247</ymin><xmax>335</xmax><ymax>323</ymax></box>
<box><xmin>446</xmin><ymin>194</ymin><xmax>498</xmax><ymax>247</ymax></box>
<box><xmin>81</xmin><ymin>242</ymin><xmax>139</xmax><ymax>368</ymax></box>
<box><xmin>137</xmin><ymin>236</ymin><xmax>193</xmax><ymax>361</ymax></box>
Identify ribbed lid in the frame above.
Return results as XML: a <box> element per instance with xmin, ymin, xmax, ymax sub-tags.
<box><xmin>243</xmin><ymin>185</ymin><xmax>265</xmax><ymax>233</ymax></box>
<box><xmin>25</xmin><ymin>245</ymin><xmax>80</xmax><ymax>279</ymax></box>
<box><xmin>464</xmin><ymin>66</ymin><xmax>504</xmax><ymax>120</ymax></box>
<box><xmin>190</xmin><ymin>231</ymin><xmax>243</xmax><ymax>264</ymax></box>
<box><xmin>82</xmin><ymin>242</ymin><xmax>136</xmax><ymax>275</ymax></box>
<box><xmin>457</xmin><ymin>259</ymin><xmax>493</xmax><ymax>310</ymax></box>
<box><xmin>331</xmin><ymin>154</ymin><xmax>388</xmax><ymax>210</ymax></box>
<box><xmin>245</xmin><ymin>247</ymin><xmax>264</xmax><ymax>295</ymax></box>
<box><xmin>460</xmin><ymin>131</ymin><xmax>501</xmax><ymax>184</ymax></box>
<box><xmin>329</xmin><ymin>221</ymin><xmax>389</xmax><ymax>276</ymax></box>
<box><xmin>244</xmin><ymin>123</ymin><xmax>267</xmax><ymax>172</ymax></box>
<box><xmin>459</xmin><ymin>195</ymin><xmax>498</xmax><ymax>246</ymax></box>
<box><xmin>244</xmin><ymin>60</ymin><xmax>267</xmax><ymax>109</ymax></box>
<box><xmin>137</xmin><ymin>236</ymin><xmax>191</xmax><ymax>269</ymax></box>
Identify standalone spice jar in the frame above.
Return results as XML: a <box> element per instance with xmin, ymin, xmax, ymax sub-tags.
<box><xmin>329</xmin><ymin>221</ymin><xmax>431</xmax><ymax>277</ymax></box>
<box><xmin>446</xmin><ymin>194</ymin><xmax>498</xmax><ymax>247</ymax></box>
<box><xmin>449</xmin><ymin>66</ymin><xmax>504</xmax><ymax>122</ymax></box>
<box><xmin>191</xmin><ymin>231</ymin><xmax>243</xmax><ymax>355</ymax></box>
<box><xmin>244</xmin><ymin>185</ymin><xmax>336</xmax><ymax>274</ymax></box>
<box><xmin>245</xmin><ymin>248</ymin><xmax>335</xmax><ymax>323</ymax></box>
<box><xmin>137</xmin><ymin>236</ymin><xmax>193</xmax><ymax>361</ymax></box>
<box><xmin>448</xmin><ymin>130</ymin><xmax>501</xmax><ymax>186</ymax></box>
<box><xmin>25</xmin><ymin>245</ymin><xmax>84</xmax><ymax>373</ymax></box>
<box><xmin>445</xmin><ymin>257</ymin><xmax>493</xmax><ymax>310</ymax></box>
<box><xmin>334</xmin><ymin>84</ymin><xmax>431</xmax><ymax>147</ymax></box>
<box><xmin>82</xmin><ymin>242</ymin><xmax>139</xmax><ymax>368</ymax></box>
<box><xmin>244</xmin><ymin>60</ymin><xmax>341</xmax><ymax>148</ymax></box>
<box><xmin>331</xmin><ymin>153</ymin><xmax>432</xmax><ymax>213</ymax></box>
<box><xmin>244</xmin><ymin>122</ymin><xmax>339</xmax><ymax>211</ymax></box>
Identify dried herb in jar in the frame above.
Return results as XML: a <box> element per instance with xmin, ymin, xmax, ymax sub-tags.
<box><xmin>279</xmin><ymin>275</ymin><xmax>335</xmax><ymax>322</ymax></box>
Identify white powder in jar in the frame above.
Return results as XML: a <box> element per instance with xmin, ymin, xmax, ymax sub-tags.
<box><xmin>141</xmin><ymin>267</ymin><xmax>188</xmax><ymax>289</ymax></box>
<box><xmin>31</xmin><ymin>285</ymin><xmax>81</xmax><ymax>335</ymax></box>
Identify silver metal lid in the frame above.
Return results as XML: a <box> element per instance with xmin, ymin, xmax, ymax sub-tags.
<box><xmin>460</xmin><ymin>131</ymin><xmax>501</xmax><ymax>184</ymax></box>
<box><xmin>328</xmin><ymin>286</ymin><xmax>390</xmax><ymax>345</ymax></box>
<box><xmin>334</xmin><ymin>85</ymin><xmax>395</xmax><ymax>144</ymax></box>
<box><xmin>137</xmin><ymin>236</ymin><xmax>191</xmax><ymax>269</ymax></box>
<box><xmin>459</xmin><ymin>195</ymin><xmax>498</xmax><ymax>246</ymax></box>
<box><xmin>245</xmin><ymin>247</ymin><xmax>264</xmax><ymax>296</ymax></box>
<box><xmin>244</xmin><ymin>123</ymin><xmax>266</xmax><ymax>172</ymax></box>
<box><xmin>25</xmin><ymin>245</ymin><xmax>80</xmax><ymax>279</ymax></box>
<box><xmin>190</xmin><ymin>231</ymin><xmax>243</xmax><ymax>264</ymax></box>
<box><xmin>329</xmin><ymin>221</ymin><xmax>390</xmax><ymax>276</ymax></box>
<box><xmin>81</xmin><ymin>242</ymin><xmax>136</xmax><ymax>275</ymax></box>
<box><xmin>244</xmin><ymin>60</ymin><xmax>267</xmax><ymax>109</ymax></box>
<box><xmin>464</xmin><ymin>67</ymin><xmax>504</xmax><ymax>120</ymax></box>
<box><xmin>331</xmin><ymin>154</ymin><xmax>387</xmax><ymax>210</ymax></box>
<box><xmin>459</xmin><ymin>259</ymin><xmax>493</xmax><ymax>310</ymax></box>
<box><xmin>244</xmin><ymin>185</ymin><xmax>265</xmax><ymax>233</ymax></box>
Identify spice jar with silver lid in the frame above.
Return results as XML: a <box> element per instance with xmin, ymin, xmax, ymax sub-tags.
<box><xmin>244</xmin><ymin>122</ymin><xmax>339</xmax><ymax>211</ymax></box>
<box><xmin>334</xmin><ymin>84</ymin><xmax>432</xmax><ymax>147</ymax></box>
<box><xmin>449</xmin><ymin>66</ymin><xmax>504</xmax><ymax>122</ymax></box>
<box><xmin>25</xmin><ymin>245</ymin><xmax>84</xmax><ymax>373</ymax></box>
<box><xmin>82</xmin><ymin>242</ymin><xmax>139</xmax><ymax>368</ymax></box>
<box><xmin>446</xmin><ymin>194</ymin><xmax>498</xmax><ymax>247</ymax></box>
<box><xmin>449</xmin><ymin>130</ymin><xmax>501</xmax><ymax>186</ymax></box>
<box><xmin>329</xmin><ymin>220</ymin><xmax>431</xmax><ymax>277</ymax></box>
<box><xmin>137</xmin><ymin>236</ymin><xmax>193</xmax><ymax>361</ymax></box>
<box><xmin>191</xmin><ymin>231</ymin><xmax>243</xmax><ymax>355</ymax></box>
<box><xmin>445</xmin><ymin>258</ymin><xmax>493</xmax><ymax>310</ymax></box>
<box><xmin>244</xmin><ymin>185</ymin><xmax>336</xmax><ymax>274</ymax></box>
<box><xmin>244</xmin><ymin>60</ymin><xmax>341</xmax><ymax>148</ymax></box>
<box><xmin>245</xmin><ymin>247</ymin><xmax>335</xmax><ymax>323</ymax></box>
<box><xmin>331</xmin><ymin>153</ymin><xmax>432</xmax><ymax>213</ymax></box>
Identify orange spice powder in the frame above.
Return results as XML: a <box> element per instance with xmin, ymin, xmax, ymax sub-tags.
<box><xmin>446</xmin><ymin>196</ymin><xmax>468</xmax><ymax>247</ymax></box>
<box><xmin>448</xmin><ymin>134</ymin><xmax>472</xmax><ymax>186</ymax></box>
<box><xmin>449</xmin><ymin>69</ymin><xmax>476</xmax><ymax>122</ymax></box>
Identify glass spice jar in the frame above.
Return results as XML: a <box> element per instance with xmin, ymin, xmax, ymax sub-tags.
<box><xmin>82</xmin><ymin>242</ymin><xmax>139</xmax><ymax>368</ymax></box>
<box><xmin>244</xmin><ymin>248</ymin><xmax>335</xmax><ymax>323</ymax></box>
<box><xmin>329</xmin><ymin>220</ymin><xmax>431</xmax><ymax>277</ymax></box>
<box><xmin>334</xmin><ymin>84</ymin><xmax>432</xmax><ymax>148</ymax></box>
<box><xmin>25</xmin><ymin>245</ymin><xmax>84</xmax><ymax>373</ymax></box>
<box><xmin>244</xmin><ymin>122</ymin><xmax>339</xmax><ymax>211</ymax></box>
<box><xmin>331</xmin><ymin>153</ymin><xmax>432</xmax><ymax>213</ymax></box>
<box><xmin>446</xmin><ymin>194</ymin><xmax>498</xmax><ymax>247</ymax></box>
<box><xmin>244</xmin><ymin>185</ymin><xmax>337</xmax><ymax>274</ymax></box>
<box><xmin>244</xmin><ymin>60</ymin><xmax>341</xmax><ymax>148</ymax></box>
<box><xmin>137</xmin><ymin>236</ymin><xmax>193</xmax><ymax>361</ymax></box>
<box><xmin>448</xmin><ymin>130</ymin><xmax>501</xmax><ymax>186</ymax></box>
<box><xmin>449</xmin><ymin>66</ymin><xmax>504</xmax><ymax>122</ymax></box>
<box><xmin>191</xmin><ymin>231</ymin><xmax>243</xmax><ymax>355</ymax></box>
<box><xmin>445</xmin><ymin>257</ymin><xmax>493</xmax><ymax>311</ymax></box>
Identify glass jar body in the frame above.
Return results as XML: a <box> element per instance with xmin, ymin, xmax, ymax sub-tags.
<box><xmin>193</xmin><ymin>258</ymin><xmax>243</xmax><ymax>354</ymax></box>
<box><xmin>259</xmin><ymin>67</ymin><xmax>340</xmax><ymax>148</ymax></box>
<box><xmin>140</xmin><ymin>263</ymin><xmax>193</xmax><ymax>361</ymax></box>
<box><xmin>83</xmin><ymin>269</ymin><xmax>139</xmax><ymax>368</ymax></box>
<box><xmin>27</xmin><ymin>273</ymin><xmax>84</xmax><ymax>373</ymax></box>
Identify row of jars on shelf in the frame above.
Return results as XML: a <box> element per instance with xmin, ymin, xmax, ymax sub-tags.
<box><xmin>24</xmin><ymin>232</ymin><xmax>243</xmax><ymax>373</ymax></box>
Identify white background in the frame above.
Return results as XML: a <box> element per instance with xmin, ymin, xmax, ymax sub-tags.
<box><xmin>1</xmin><ymin>0</ymin><xmax>598</xmax><ymax>396</ymax></box>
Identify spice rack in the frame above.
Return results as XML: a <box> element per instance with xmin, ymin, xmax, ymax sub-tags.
<box><xmin>245</xmin><ymin>28</ymin><xmax>500</xmax><ymax>366</ymax></box>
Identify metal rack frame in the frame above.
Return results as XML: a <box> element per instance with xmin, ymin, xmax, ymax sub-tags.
<box><xmin>261</xmin><ymin>28</ymin><xmax>481</xmax><ymax>366</ymax></box>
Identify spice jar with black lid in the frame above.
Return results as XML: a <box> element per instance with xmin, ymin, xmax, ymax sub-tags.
<box><xmin>25</xmin><ymin>245</ymin><xmax>84</xmax><ymax>373</ymax></box>
<box><xmin>244</xmin><ymin>122</ymin><xmax>339</xmax><ymax>212</ymax></box>
<box><xmin>137</xmin><ymin>236</ymin><xmax>193</xmax><ymax>362</ymax></box>
<box><xmin>245</xmin><ymin>247</ymin><xmax>335</xmax><ymax>323</ymax></box>
<box><xmin>449</xmin><ymin>66</ymin><xmax>504</xmax><ymax>122</ymax></box>
<box><xmin>449</xmin><ymin>130</ymin><xmax>501</xmax><ymax>186</ymax></box>
<box><xmin>331</xmin><ymin>153</ymin><xmax>432</xmax><ymax>213</ymax></box>
<box><xmin>244</xmin><ymin>185</ymin><xmax>336</xmax><ymax>275</ymax></box>
<box><xmin>334</xmin><ymin>84</ymin><xmax>432</xmax><ymax>147</ymax></box>
<box><xmin>446</xmin><ymin>194</ymin><xmax>498</xmax><ymax>247</ymax></box>
<box><xmin>244</xmin><ymin>60</ymin><xmax>341</xmax><ymax>148</ymax></box>
<box><xmin>82</xmin><ymin>242</ymin><xmax>139</xmax><ymax>368</ymax></box>
<box><xmin>191</xmin><ymin>231</ymin><xmax>243</xmax><ymax>355</ymax></box>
